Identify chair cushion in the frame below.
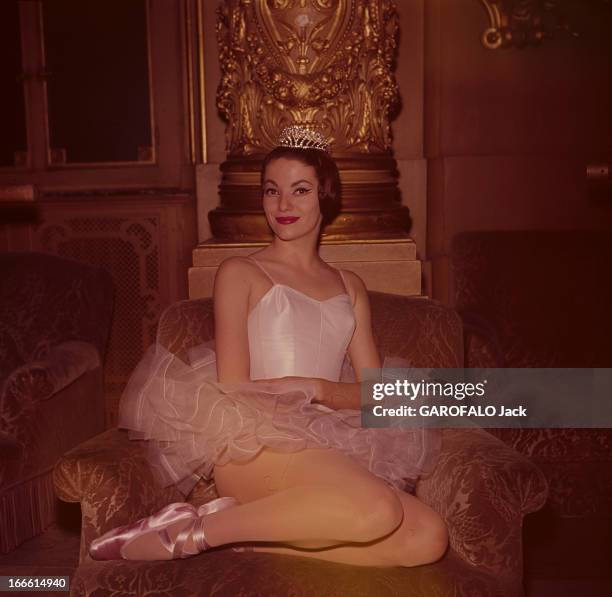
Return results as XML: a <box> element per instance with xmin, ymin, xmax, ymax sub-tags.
<box><xmin>71</xmin><ymin>548</ymin><xmax>514</xmax><ymax>597</ymax></box>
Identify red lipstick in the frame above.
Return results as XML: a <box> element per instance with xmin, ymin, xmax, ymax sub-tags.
<box><xmin>275</xmin><ymin>216</ymin><xmax>299</xmax><ymax>225</ymax></box>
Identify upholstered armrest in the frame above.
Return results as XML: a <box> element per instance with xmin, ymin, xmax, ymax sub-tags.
<box><xmin>1</xmin><ymin>341</ymin><xmax>100</xmax><ymax>413</ymax></box>
<box><xmin>0</xmin><ymin>431</ymin><xmax>22</xmax><ymax>491</ymax></box>
<box><xmin>1</xmin><ymin>341</ymin><xmax>102</xmax><ymax>464</ymax></box>
<box><xmin>459</xmin><ymin>312</ymin><xmax>505</xmax><ymax>368</ymax></box>
<box><xmin>54</xmin><ymin>428</ymin><xmax>183</xmax><ymax>562</ymax></box>
<box><xmin>156</xmin><ymin>298</ymin><xmax>215</xmax><ymax>354</ymax></box>
<box><xmin>417</xmin><ymin>428</ymin><xmax>548</xmax><ymax>586</ymax></box>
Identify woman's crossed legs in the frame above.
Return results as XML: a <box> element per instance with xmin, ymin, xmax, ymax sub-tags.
<box><xmin>209</xmin><ymin>447</ymin><xmax>448</xmax><ymax>567</ymax></box>
<box><xmin>121</xmin><ymin>446</ymin><xmax>447</xmax><ymax>565</ymax></box>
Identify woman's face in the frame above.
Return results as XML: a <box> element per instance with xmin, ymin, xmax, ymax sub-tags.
<box><xmin>262</xmin><ymin>157</ymin><xmax>322</xmax><ymax>242</ymax></box>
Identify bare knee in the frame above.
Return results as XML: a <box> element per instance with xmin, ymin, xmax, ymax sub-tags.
<box><xmin>398</xmin><ymin>510</ymin><xmax>448</xmax><ymax>567</ymax></box>
<box><xmin>419</xmin><ymin>513</ymin><xmax>448</xmax><ymax>565</ymax></box>
<box><xmin>352</xmin><ymin>485</ymin><xmax>404</xmax><ymax>542</ymax></box>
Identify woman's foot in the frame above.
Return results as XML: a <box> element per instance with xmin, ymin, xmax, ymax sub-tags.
<box><xmin>89</xmin><ymin>497</ymin><xmax>239</xmax><ymax>560</ymax></box>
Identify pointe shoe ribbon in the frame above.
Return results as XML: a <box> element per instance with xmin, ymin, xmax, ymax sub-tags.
<box><xmin>194</xmin><ymin>499</ymin><xmax>253</xmax><ymax>554</ymax></box>
<box><xmin>89</xmin><ymin>497</ymin><xmax>238</xmax><ymax>561</ymax></box>
<box><xmin>176</xmin><ymin>496</ymin><xmax>240</xmax><ymax>558</ymax></box>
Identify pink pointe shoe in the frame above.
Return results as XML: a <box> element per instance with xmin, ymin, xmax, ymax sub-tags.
<box><xmin>89</xmin><ymin>497</ymin><xmax>239</xmax><ymax>561</ymax></box>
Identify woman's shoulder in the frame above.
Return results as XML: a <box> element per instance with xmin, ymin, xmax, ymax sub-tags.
<box><xmin>214</xmin><ymin>255</ymin><xmax>261</xmax><ymax>293</ymax></box>
<box><xmin>336</xmin><ymin>268</ymin><xmax>368</xmax><ymax>307</ymax></box>
<box><xmin>216</xmin><ymin>255</ymin><xmax>264</xmax><ymax>279</ymax></box>
<box><xmin>338</xmin><ymin>268</ymin><xmax>367</xmax><ymax>294</ymax></box>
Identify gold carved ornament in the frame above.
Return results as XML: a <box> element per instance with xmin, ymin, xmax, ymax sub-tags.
<box><xmin>211</xmin><ymin>0</ymin><xmax>410</xmax><ymax>242</ymax></box>
<box><xmin>215</xmin><ymin>0</ymin><xmax>401</xmax><ymax>156</ymax></box>
<box><xmin>479</xmin><ymin>0</ymin><xmax>611</xmax><ymax>49</ymax></box>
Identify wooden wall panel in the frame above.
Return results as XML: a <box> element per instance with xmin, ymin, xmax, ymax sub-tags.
<box><xmin>0</xmin><ymin>193</ymin><xmax>197</xmax><ymax>426</ymax></box>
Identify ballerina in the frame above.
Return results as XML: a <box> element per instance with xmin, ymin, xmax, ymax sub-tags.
<box><xmin>89</xmin><ymin>126</ymin><xmax>448</xmax><ymax>567</ymax></box>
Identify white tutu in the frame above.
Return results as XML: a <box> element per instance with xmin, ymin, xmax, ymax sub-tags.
<box><xmin>119</xmin><ymin>342</ymin><xmax>442</xmax><ymax>496</ymax></box>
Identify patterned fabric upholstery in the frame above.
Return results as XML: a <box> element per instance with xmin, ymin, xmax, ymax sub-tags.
<box><xmin>0</xmin><ymin>252</ymin><xmax>113</xmax><ymax>553</ymax></box>
<box><xmin>54</xmin><ymin>293</ymin><xmax>547</xmax><ymax>596</ymax></box>
<box><xmin>451</xmin><ymin>230</ymin><xmax>612</xmax><ymax>518</ymax></box>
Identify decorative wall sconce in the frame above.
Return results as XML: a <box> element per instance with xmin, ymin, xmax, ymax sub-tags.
<box><xmin>479</xmin><ymin>0</ymin><xmax>576</xmax><ymax>49</ymax></box>
<box><xmin>587</xmin><ymin>162</ymin><xmax>611</xmax><ymax>202</ymax></box>
<box><xmin>479</xmin><ymin>0</ymin><xmax>611</xmax><ymax>49</ymax></box>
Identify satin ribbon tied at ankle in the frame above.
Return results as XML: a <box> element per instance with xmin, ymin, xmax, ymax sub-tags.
<box><xmin>89</xmin><ymin>497</ymin><xmax>238</xmax><ymax>560</ymax></box>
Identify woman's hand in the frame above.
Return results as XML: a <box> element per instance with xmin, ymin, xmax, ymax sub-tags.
<box><xmin>254</xmin><ymin>376</ymin><xmax>326</xmax><ymax>399</ymax></box>
<box><xmin>310</xmin><ymin>379</ymin><xmax>361</xmax><ymax>411</ymax></box>
<box><xmin>270</xmin><ymin>377</ymin><xmax>348</xmax><ymax>409</ymax></box>
<box><xmin>253</xmin><ymin>377</ymin><xmax>361</xmax><ymax>411</ymax></box>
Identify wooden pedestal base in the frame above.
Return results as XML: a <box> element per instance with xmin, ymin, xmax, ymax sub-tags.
<box><xmin>189</xmin><ymin>239</ymin><xmax>422</xmax><ymax>298</ymax></box>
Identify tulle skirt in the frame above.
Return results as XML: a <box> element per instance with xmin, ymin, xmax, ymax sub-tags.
<box><xmin>118</xmin><ymin>343</ymin><xmax>442</xmax><ymax>496</ymax></box>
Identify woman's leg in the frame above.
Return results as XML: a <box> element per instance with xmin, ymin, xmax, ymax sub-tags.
<box><xmin>249</xmin><ymin>487</ymin><xmax>448</xmax><ymax>567</ymax></box>
<box><xmin>123</xmin><ymin>447</ymin><xmax>446</xmax><ymax>566</ymax></box>
<box><xmin>122</xmin><ymin>447</ymin><xmax>400</xmax><ymax>559</ymax></box>
<box><xmin>210</xmin><ymin>447</ymin><xmax>407</xmax><ymax>545</ymax></box>
<box><xmin>211</xmin><ymin>447</ymin><xmax>447</xmax><ymax>567</ymax></box>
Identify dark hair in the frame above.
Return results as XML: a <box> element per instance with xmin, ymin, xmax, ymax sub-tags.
<box><xmin>260</xmin><ymin>146</ymin><xmax>341</xmax><ymax>227</ymax></box>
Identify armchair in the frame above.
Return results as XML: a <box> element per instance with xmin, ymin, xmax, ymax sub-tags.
<box><xmin>0</xmin><ymin>252</ymin><xmax>113</xmax><ymax>553</ymax></box>
<box><xmin>54</xmin><ymin>293</ymin><xmax>547</xmax><ymax>596</ymax></box>
<box><xmin>451</xmin><ymin>230</ymin><xmax>612</xmax><ymax>582</ymax></box>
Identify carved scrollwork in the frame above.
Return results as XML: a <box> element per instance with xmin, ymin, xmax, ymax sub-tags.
<box><xmin>479</xmin><ymin>0</ymin><xmax>611</xmax><ymax>49</ymax></box>
<box><xmin>216</xmin><ymin>0</ymin><xmax>400</xmax><ymax>155</ymax></box>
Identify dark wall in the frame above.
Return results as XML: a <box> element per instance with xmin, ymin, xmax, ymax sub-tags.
<box><xmin>425</xmin><ymin>0</ymin><xmax>612</xmax><ymax>301</ymax></box>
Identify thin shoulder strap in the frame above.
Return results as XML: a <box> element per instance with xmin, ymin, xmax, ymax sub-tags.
<box><xmin>247</xmin><ymin>255</ymin><xmax>276</xmax><ymax>284</ymax></box>
<box><xmin>337</xmin><ymin>268</ymin><xmax>356</xmax><ymax>307</ymax></box>
<box><xmin>337</xmin><ymin>268</ymin><xmax>349</xmax><ymax>294</ymax></box>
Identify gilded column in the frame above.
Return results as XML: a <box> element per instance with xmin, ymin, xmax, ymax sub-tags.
<box><xmin>210</xmin><ymin>0</ymin><xmax>410</xmax><ymax>242</ymax></box>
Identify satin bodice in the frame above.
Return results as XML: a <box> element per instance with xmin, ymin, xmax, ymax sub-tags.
<box><xmin>247</xmin><ymin>261</ymin><xmax>356</xmax><ymax>382</ymax></box>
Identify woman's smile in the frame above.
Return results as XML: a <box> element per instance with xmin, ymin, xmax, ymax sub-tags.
<box><xmin>275</xmin><ymin>216</ymin><xmax>300</xmax><ymax>225</ymax></box>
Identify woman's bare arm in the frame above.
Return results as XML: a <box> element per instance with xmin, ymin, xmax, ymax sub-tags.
<box><xmin>213</xmin><ymin>257</ymin><xmax>252</xmax><ymax>383</ymax></box>
<box><xmin>346</xmin><ymin>271</ymin><xmax>382</xmax><ymax>379</ymax></box>
<box><xmin>311</xmin><ymin>271</ymin><xmax>381</xmax><ymax>411</ymax></box>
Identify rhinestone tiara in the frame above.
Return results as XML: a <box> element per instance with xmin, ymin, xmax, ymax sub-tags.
<box><xmin>277</xmin><ymin>125</ymin><xmax>331</xmax><ymax>153</ymax></box>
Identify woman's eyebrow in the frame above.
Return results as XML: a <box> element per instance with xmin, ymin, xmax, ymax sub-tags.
<box><xmin>263</xmin><ymin>179</ymin><xmax>314</xmax><ymax>187</ymax></box>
